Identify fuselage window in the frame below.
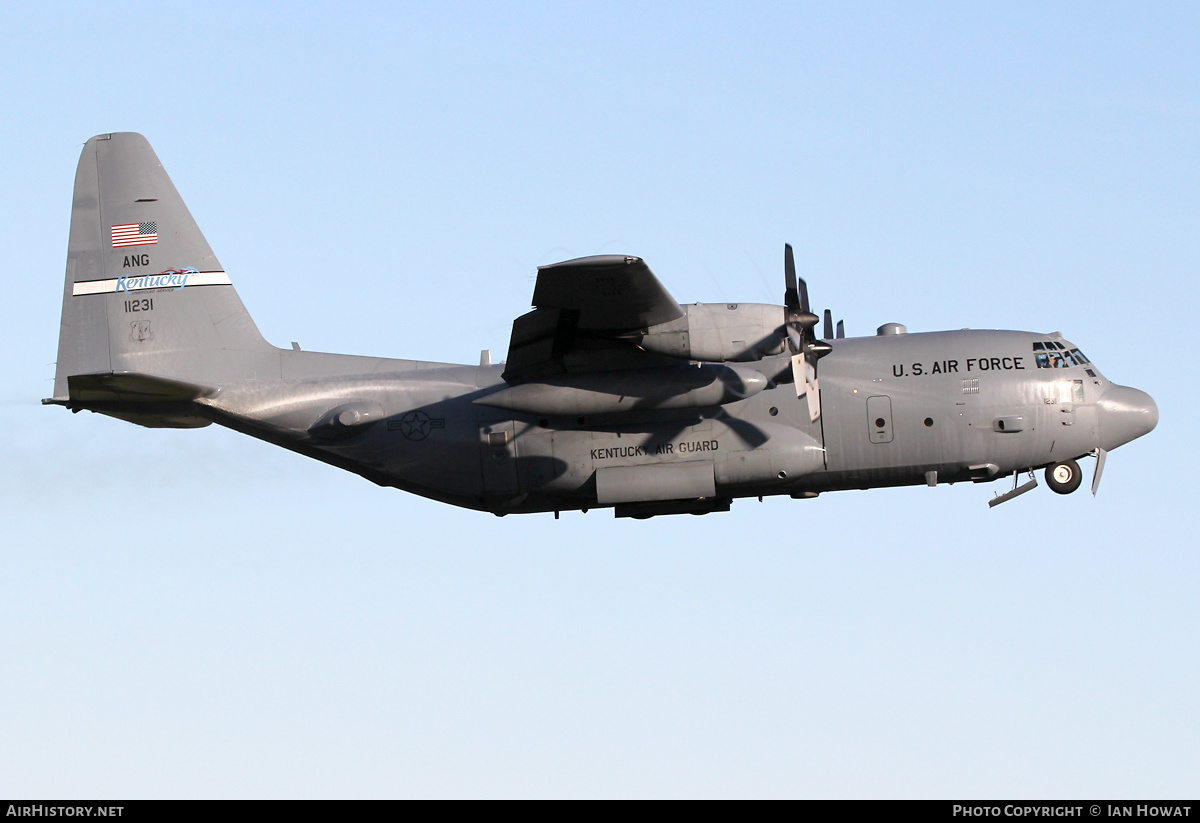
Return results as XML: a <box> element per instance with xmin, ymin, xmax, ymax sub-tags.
<box><xmin>1057</xmin><ymin>379</ymin><xmax>1085</xmax><ymax>404</ymax></box>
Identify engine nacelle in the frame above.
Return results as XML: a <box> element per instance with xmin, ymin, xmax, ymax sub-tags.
<box><xmin>636</xmin><ymin>303</ymin><xmax>787</xmax><ymax>363</ymax></box>
<box><xmin>476</xmin><ymin>363</ymin><xmax>768</xmax><ymax>417</ymax></box>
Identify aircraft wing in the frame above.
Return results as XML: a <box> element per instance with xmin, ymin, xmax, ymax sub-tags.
<box><xmin>531</xmin><ymin>255</ymin><xmax>683</xmax><ymax>330</ymax></box>
<box><xmin>502</xmin><ymin>255</ymin><xmax>685</xmax><ymax>383</ymax></box>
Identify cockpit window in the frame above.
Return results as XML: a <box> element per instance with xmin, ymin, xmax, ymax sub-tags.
<box><xmin>1033</xmin><ymin>342</ymin><xmax>1090</xmax><ymax>368</ymax></box>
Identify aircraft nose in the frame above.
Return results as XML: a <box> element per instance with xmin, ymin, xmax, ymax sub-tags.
<box><xmin>1096</xmin><ymin>384</ymin><xmax>1158</xmax><ymax>450</ymax></box>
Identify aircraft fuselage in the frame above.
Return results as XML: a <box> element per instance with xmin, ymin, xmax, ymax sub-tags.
<box><xmin>179</xmin><ymin>326</ymin><xmax>1153</xmax><ymax>517</ymax></box>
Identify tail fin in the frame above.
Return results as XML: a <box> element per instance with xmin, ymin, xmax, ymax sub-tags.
<box><xmin>51</xmin><ymin>133</ymin><xmax>276</xmax><ymax>414</ymax></box>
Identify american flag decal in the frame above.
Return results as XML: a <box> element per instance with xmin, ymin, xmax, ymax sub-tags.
<box><xmin>111</xmin><ymin>222</ymin><xmax>158</xmax><ymax>248</ymax></box>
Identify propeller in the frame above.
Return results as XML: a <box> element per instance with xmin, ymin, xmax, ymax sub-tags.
<box><xmin>824</xmin><ymin>309</ymin><xmax>847</xmax><ymax>340</ymax></box>
<box><xmin>783</xmin><ymin>243</ymin><xmax>832</xmax><ymax>421</ymax></box>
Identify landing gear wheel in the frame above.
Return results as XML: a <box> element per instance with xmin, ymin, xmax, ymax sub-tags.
<box><xmin>1045</xmin><ymin>459</ymin><xmax>1082</xmax><ymax>495</ymax></box>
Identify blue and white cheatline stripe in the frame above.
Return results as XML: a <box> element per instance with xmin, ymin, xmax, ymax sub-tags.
<box><xmin>72</xmin><ymin>270</ymin><xmax>233</xmax><ymax>296</ymax></box>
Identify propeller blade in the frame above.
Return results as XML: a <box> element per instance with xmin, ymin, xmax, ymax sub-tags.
<box><xmin>806</xmin><ymin>377</ymin><xmax>821</xmax><ymax>422</ymax></box>
<box><xmin>791</xmin><ymin>352</ymin><xmax>822</xmax><ymax>421</ymax></box>
<box><xmin>782</xmin><ymin>240</ymin><xmax>832</xmax><ymax>417</ymax></box>
<box><xmin>784</xmin><ymin>244</ymin><xmax>799</xmax><ymax>312</ymax></box>
<box><xmin>836</xmin><ymin>319</ymin><xmax>845</xmax><ymax>339</ymax></box>
<box><xmin>803</xmin><ymin>346</ymin><xmax>827</xmax><ymax>421</ymax></box>
<box><xmin>797</xmin><ymin>276</ymin><xmax>811</xmax><ymax>315</ymax></box>
<box><xmin>784</xmin><ymin>243</ymin><xmax>816</xmax><ymax>353</ymax></box>
<box><xmin>787</xmin><ymin>326</ymin><xmax>804</xmax><ymax>354</ymax></box>
<box><xmin>790</xmin><ymin>354</ymin><xmax>806</xmax><ymax>397</ymax></box>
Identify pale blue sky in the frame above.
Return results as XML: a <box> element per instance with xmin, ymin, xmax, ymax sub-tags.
<box><xmin>1</xmin><ymin>1</ymin><xmax>1196</xmax><ymax>798</ymax></box>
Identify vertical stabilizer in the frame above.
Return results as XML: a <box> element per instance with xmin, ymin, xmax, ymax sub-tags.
<box><xmin>52</xmin><ymin>133</ymin><xmax>276</xmax><ymax>402</ymax></box>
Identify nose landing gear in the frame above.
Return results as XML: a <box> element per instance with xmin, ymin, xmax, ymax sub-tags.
<box><xmin>1045</xmin><ymin>459</ymin><xmax>1083</xmax><ymax>495</ymax></box>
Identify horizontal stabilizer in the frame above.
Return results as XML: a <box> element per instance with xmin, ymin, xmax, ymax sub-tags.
<box><xmin>65</xmin><ymin>371</ymin><xmax>217</xmax><ymax>404</ymax></box>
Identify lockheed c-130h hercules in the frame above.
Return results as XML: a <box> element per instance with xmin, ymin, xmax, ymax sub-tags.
<box><xmin>46</xmin><ymin>133</ymin><xmax>1158</xmax><ymax>517</ymax></box>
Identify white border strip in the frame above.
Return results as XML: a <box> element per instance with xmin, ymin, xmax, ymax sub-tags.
<box><xmin>73</xmin><ymin>271</ymin><xmax>232</xmax><ymax>296</ymax></box>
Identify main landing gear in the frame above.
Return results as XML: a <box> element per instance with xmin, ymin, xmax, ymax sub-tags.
<box><xmin>1045</xmin><ymin>459</ymin><xmax>1083</xmax><ymax>495</ymax></box>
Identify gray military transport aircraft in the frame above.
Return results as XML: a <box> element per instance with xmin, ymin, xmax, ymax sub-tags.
<box><xmin>46</xmin><ymin>133</ymin><xmax>1158</xmax><ymax>517</ymax></box>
